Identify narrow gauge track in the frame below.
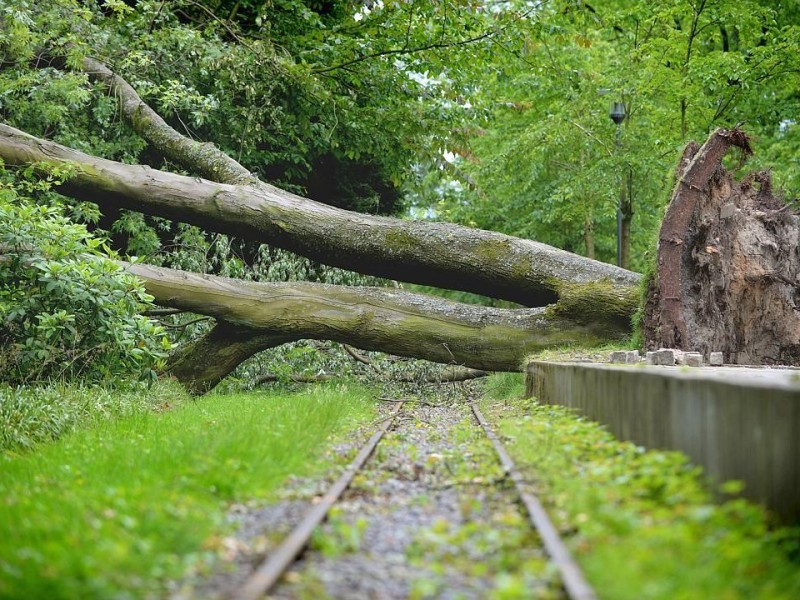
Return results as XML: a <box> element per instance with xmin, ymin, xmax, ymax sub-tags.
<box><xmin>469</xmin><ymin>402</ymin><xmax>597</xmax><ymax>600</ymax></box>
<box><xmin>231</xmin><ymin>398</ymin><xmax>596</xmax><ymax>600</ymax></box>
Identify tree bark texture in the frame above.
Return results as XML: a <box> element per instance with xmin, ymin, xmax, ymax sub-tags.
<box><xmin>644</xmin><ymin>128</ymin><xmax>800</xmax><ymax>364</ymax></box>
<box><xmin>0</xmin><ymin>124</ymin><xmax>639</xmax><ymax>307</ymax></box>
<box><xmin>164</xmin><ymin>323</ymin><xmax>298</xmax><ymax>394</ymax></box>
<box><xmin>123</xmin><ymin>262</ymin><xmax>636</xmax><ymax>392</ymax></box>
<box><xmin>621</xmin><ymin>170</ymin><xmax>633</xmax><ymax>270</ymax></box>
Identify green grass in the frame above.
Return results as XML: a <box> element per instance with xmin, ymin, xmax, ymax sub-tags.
<box><xmin>482</xmin><ymin>373</ymin><xmax>800</xmax><ymax>600</ymax></box>
<box><xmin>1</xmin><ymin>380</ymin><xmax>190</xmax><ymax>453</ymax></box>
<box><xmin>0</xmin><ymin>383</ymin><xmax>375</xmax><ymax>599</ymax></box>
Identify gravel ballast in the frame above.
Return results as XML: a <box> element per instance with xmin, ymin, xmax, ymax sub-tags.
<box><xmin>181</xmin><ymin>389</ymin><xmax>563</xmax><ymax>599</ymax></box>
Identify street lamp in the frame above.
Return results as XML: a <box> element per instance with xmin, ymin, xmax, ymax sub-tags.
<box><xmin>609</xmin><ymin>102</ymin><xmax>625</xmax><ymax>267</ymax></box>
<box><xmin>610</xmin><ymin>102</ymin><xmax>625</xmax><ymax>126</ymax></box>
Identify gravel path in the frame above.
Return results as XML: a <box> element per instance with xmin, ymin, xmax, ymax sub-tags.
<box><xmin>181</xmin><ymin>389</ymin><xmax>563</xmax><ymax>599</ymax></box>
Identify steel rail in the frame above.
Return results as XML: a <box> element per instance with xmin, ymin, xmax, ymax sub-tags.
<box><xmin>232</xmin><ymin>401</ymin><xmax>404</xmax><ymax>600</ymax></box>
<box><xmin>470</xmin><ymin>402</ymin><xmax>598</xmax><ymax>600</ymax></box>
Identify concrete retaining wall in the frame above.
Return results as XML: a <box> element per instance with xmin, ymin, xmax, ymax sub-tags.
<box><xmin>526</xmin><ymin>362</ymin><xmax>800</xmax><ymax>522</ymax></box>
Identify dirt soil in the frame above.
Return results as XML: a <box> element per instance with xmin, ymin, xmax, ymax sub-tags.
<box><xmin>645</xmin><ymin>129</ymin><xmax>800</xmax><ymax>364</ymax></box>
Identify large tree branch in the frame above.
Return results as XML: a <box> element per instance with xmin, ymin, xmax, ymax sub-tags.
<box><xmin>77</xmin><ymin>55</ymin><xmax>255</xmax><ymax>185</ymax></box>
<box><xmin>26</xmin><ymin>50</ymin><xmax>252</xmax><ymax>185</ymax></box>
<box><xmin>22</xmin><ymin>54</ymin><xmax>639</xmax><ymax>305</ymax></box>
<box><xmin>124</xmin><ymin>262</ymin><xmax>635</xmax><ymax>393</ymax></box>
<box><xmin>0</xmin><ymin>123</ymin><xmax>639</xmax><ymax>306</ymax></box>
<box><xmin>165</xmin><ymin>323</ymin><xmax>298</xmax><ymax>394</ymax></box>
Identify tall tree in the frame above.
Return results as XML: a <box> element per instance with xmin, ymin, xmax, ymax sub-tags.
<box><xmin>426</xmin><ymin>0</ymin><xmax>800</xmax><ymax>272</ymax></box>
<box><xmin>0</xmin><ymin>71</ymin><xmax>638</xmax><ymax>391</ymax></box>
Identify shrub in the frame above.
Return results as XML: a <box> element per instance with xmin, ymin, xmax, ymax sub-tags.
<box><xmin>0</xmin><ymin>187</ymin><xmax>171</xmax><ymax>384</ymax></box>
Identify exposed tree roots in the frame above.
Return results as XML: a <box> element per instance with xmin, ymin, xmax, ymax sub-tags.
<box><xmin>644</xmin><ymin>128</ymin><xmax>800</xmax><ymax>365</ymax></box>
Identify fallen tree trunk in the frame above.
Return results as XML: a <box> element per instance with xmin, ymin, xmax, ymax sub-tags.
<box><xmin>644</xmin><ymin>128</ymin><xmax>800</xmax><ymax>364</ymax></box>
<box><xmin>0</xmin><ymin>123</ymin><xmax>638</xmax><ymax>307</ymax></box>
<box><xmin>1</xmin><ymin>55</ymin><xmax>642</xmax><ymax>393</ymax></box>
<box><xmin>122</xmin><ymin>263</ymin><xmax>636</xmax><ymax>393</ymax></box>
<box><xmin>164</xmin><ymin>323</ymin><xmax>299</xmax><ymax>393</ymax></box>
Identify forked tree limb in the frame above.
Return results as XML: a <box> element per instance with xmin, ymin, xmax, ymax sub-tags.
<box><xmin>0</xmin><ymin>54</ymin><xmax>642</xmax><ymax>392</ymax></box>
<box><xmin>164</xmin><ymin>322</ymin><xmax>299</xmax><ymax>394</ymax></box>
<box><xmin>79</xmin><ymin>55</ymin><xmax>258</xmax><ymax>185</ymax></box>
<box><xmin>0</xmin><ymin>125</ymin><xmax>639</xmax><ymax>307</ymax></box>
<box><xmin>51</xmin><ymin>54</ymin><xmax>637</xmax><ymax>306</ymax></box>
<box><xmin>123</xmin><ymin>262</ymin><xmax>635</xmax><ymax>392</ymax></box>
<box><xmin>31</xmin><ymin>51</ymin><xmax>254</xmax><ymax>185</ymax></box>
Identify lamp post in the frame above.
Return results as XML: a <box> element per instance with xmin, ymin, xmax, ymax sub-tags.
<box><xmin>609</xmin><ymin>102</ymin><xmax>625</xmax><ymax>267</ymax></box>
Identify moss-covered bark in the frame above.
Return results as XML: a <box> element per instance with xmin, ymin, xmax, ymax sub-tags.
<box><xmin>0</xmin><ymin>57</ymin><xmax>643</xmax><ymax>389</ymax></box>
<box><xmin>164</xmin><ymin>324</ymin><xmax>298</xmax><ymax>394</ymax></box>
<box><xmin>123</xmin><ymin>263</ymin><xmax>633</xmax><ymax>392</ymax></box>
<box><xmin>0</xmin><ymin>123</ymin><xmax>639</xmax><ymax>307</ymax></box>
<box><xmin>80</xmin><ymin>56</ymin><xmax>255</xmax><ymax>186</ymax></box>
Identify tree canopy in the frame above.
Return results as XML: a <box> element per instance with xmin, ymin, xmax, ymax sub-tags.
<box><xmin>419</xmin><ymin>0</ymin><xmax>800</xmax><ymax>271</ymax></box>
<box><xmin>1</xmin><ymin>0</ymin><xmax>798</xmax><ymax>388</ymax></box>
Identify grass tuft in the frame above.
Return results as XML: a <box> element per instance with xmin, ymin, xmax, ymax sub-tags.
<box><xmin>0</xmin><ymin>380</ymin><xmax>189</xmax><ymax>453</ymax></box>
<box><xmin>0</xmin><ymin>383</ymin><xmax>374</xmax><ymax>599</ymax></box>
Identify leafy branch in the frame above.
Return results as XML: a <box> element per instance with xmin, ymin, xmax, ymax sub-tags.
<box><xmin>313</xmin><ymin>6</ymin><xmax>538</xmax><ymax>75</ymax></box>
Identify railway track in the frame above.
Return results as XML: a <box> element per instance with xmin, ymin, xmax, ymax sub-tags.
<box><xmin>230</xmin><ymin>397</ymin><xmax>596</xmax><ymax>600</ymax></box>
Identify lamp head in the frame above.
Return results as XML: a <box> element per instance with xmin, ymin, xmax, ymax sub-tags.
<box><xmin>610</xmin><ymin>102</ymin><xmax>626</xmax><ymax>125</ymax></box>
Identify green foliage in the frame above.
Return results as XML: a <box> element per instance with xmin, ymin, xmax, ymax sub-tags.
<box><xmin>0</xmin><ymin>384</ymin><xmax>375</xmax><ymax>599</ymax></box>
<box><xmin>484</xmin><ymin>374</ymin><xmax>800</xmax><ymax>599</ymax></box>
<box><xmin>0</xmin><ymin>379</ymin><xmax>189</xmax><ymax>453</ymax></box>
<box><xmin>0</xmin><ymin>176</ymin><xmax>170</xmax><ymax>384</ymax></box>
<box><xmin>425</xmin><ymin>0</ymin><xmax>800</xmax><ymax>272</ymax></box>
<box><xmin>310</xmin><ymin>506</ymin><xmax>369</xmax><ymax>557</ymax></box>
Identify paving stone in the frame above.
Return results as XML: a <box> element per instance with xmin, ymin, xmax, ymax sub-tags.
<box><xmin>684</xmin><ymin>352</ymin><xmax>703</xmax><ymax>367</ymax></box>
<box><xmin>654</xmin><ymin>349</ymin><xmax>676</xmax><ymax>366</ymax></box>
<box><xmin>611</xmin><ymin>350</ymin><xmax>640</xmax><ymax>364</ymax></box>
<box><xmin>709</xmin><ymin>352</ymin><xmax>724</xmax><ymax>366</ymax></box>
<box><xmin>609</xmin><ymin>351</ymin><xmax>628</xmax><ymax>363</ymax></box>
